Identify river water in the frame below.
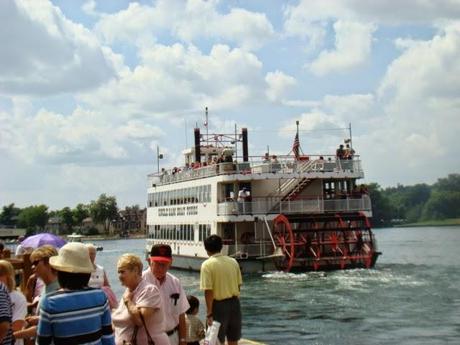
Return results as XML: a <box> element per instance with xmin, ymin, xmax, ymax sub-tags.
<box><xmin>95</xmin><ymin>226</ymin><xmax>460</xmax><ymax>345</ymax></box>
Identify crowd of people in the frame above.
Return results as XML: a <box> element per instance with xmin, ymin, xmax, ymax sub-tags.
<box><xmin>0</xmin><ymin>235</ymin><xmax>242</xmax><ymax>345</ymax></box>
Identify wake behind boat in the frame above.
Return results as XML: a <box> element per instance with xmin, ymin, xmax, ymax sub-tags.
<box><xmin>146</xmin><ymin>118</ymin><xmax>380</xmax><ymax>273</ymax></box>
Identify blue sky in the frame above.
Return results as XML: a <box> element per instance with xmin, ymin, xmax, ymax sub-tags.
<box><xmin>1</xmin><ymin>0</ymin><xmax>459</xmax><ymax>210</ymax></box>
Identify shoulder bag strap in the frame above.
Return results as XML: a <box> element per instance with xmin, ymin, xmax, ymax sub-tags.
<box><xmin>128</xmin><ymin>325</ymin><xmax>139</xmax><ymax>345</ymax></box>
<box><xmin>139</xmin><ymin>311</ymin><xmax>156</xmax><ymax>345</ymax></box>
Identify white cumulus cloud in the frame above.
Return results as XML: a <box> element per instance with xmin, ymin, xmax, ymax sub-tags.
<box><xmin>0</xmin><ymin>0</ymin><xmax>116</xmax><ymax>95</ymax></box>
<box><xmin>94</xmin><ymin>0</ymin><xmax>274</xmax><ymax>50</ymax></box>
<box><xmin>79</xmin><ymin>43</ymin><xmax>265</xmax><ymax>117</ymax></box>
<box><xmin>265</xmin><ymin>71</ymin><xmax>297</xmax><ymax>102</ymax></box>
<box><xmin>309</xmin><ymin>20</ymin><xmax>376</xmax><ymax>76</ymax></box>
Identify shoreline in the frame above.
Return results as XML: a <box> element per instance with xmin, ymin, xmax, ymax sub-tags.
<box><xmin>394</xmin><ymin>218</ymin><xmax>460</xmax><ymax>228</ymax></box>
<box><xmin>67</xmin><ymin>233</ymin><xmax>146</xmax><ymax>242</ymax></box>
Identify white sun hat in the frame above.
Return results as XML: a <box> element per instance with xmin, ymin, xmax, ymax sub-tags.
<box><xmin>49</xmin><ymin>242</ymin><xmax>94</xmax><ymax>273</ymax></box>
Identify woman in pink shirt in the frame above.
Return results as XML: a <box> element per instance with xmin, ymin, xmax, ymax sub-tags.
<box><xmin>112</xmin><ymin>254</ymin><xmax>169</xmax><ymax>345</ymax></box>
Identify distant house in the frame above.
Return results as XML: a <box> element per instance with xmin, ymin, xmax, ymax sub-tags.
<box><xmin>81</xmin><ymin>217</ymin><xmax>105</xmax><ymax>235</ymax></box>
<box><xmin>112</xmin><ymin>207</ymin><xmax>146</xmax><ymax>236</ymax></box>
<box><xmin>46</xmin><ymin>216</ymin><xmax>63</xmax><ymax>234</ymax></box>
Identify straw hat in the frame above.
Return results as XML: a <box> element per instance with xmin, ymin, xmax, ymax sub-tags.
<box><xmin>49</xmin><ymin>242</ymin><xmax>94</xmax><ymax>273</ymax></box>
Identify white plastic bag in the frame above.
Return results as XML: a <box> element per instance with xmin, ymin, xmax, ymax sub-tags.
<box><xmin>203</xmin><ymin>320</ymin><xmax>221</xmax><ymax>345</ymax></box>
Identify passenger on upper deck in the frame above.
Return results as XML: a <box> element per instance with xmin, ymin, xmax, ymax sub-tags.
<box><xmin>343</xmin><ymin>144</ymin><xmax>355</xmax><ymax>160</ymax></box>
<box><xmin>336</xmin><ymin>144</ymin><xmax>345</xmax><ymax>159</ymax></box>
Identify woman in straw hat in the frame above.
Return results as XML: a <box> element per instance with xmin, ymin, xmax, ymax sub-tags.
<box><xmin>112</xmin><ymin>253</ymin><xmax>169</xmax><ymax>345</ymax></box>
<box><xmin>36</xmin><ymin>242</ymin><xmax>115</xmax><ymax>345</ymax></box>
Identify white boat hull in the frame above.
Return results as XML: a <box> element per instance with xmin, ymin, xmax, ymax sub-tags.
<box><xmin>169</xmin><ymin>254</ymin><xmax>276</xmax><ymax>274</ymax></box>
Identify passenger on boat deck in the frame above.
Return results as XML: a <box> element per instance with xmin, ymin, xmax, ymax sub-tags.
<box><xmin>142</xmin><ymin>244</ymin><xmax>190</xmax><ymax>345</ymax></box>
<box><xmin>343</xmin><ymin>144</ymin><xmax>355</xmax><ymax>160</ymax></box>
<box><xmin>271</xmin><ymin>155</ymin><xmax>279</xmax><ymax>163</ymax></box>
<box><xmin>112</xmin><ymin>254</ymin><xmax>169</xmax><ymax>345</ymax></box>
<box><xmin>262</xmin><ymin>152</ymin><xmax>270</xmax><ymax>162</ymax></box>
<box><xmin>336</xmin><ymin>144</ymin><xmax>345</xmax><ymax>159</ymax></box>
<box><xmin>0</xmin><ymin>260</ymin><xmax>27</xmax><ymax>345</ymax></box>
<box><xmin>200</xmin><ymin>235</ymin><xmax>242</xmax><ymax>345</ymax></box>
<box><xmin>14</xmin><ymin>245</ymin><xmax>59</xmax><ymax>342</ymax></box>
<box><xmin>237</xmin><ymin>188</ymin><xmax>247</xmax><ymax>202</ymax></box>
<box><xmin>86</xmin><ymin>243</ymin><xmax>118</xmax><ymax>309</ymax></box>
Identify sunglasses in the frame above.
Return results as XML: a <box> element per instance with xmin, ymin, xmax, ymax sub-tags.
<box><xmin>31</xmin><ymin>260</ymin><xmax>41</xmax><ymax>267</ymax></box>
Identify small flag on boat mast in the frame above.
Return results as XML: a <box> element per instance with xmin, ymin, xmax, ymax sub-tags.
<box><xmin>204</xmin><ymin>106</ymin><xmax>208</xmax><ymax>127</ymax></box>
<box><xmin>293</xmin><ymin>120</ymin><xmax>300</xmax><ymax>160</ymax></box>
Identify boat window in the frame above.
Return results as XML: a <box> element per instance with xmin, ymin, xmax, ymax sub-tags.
<box><xmin>207</xmin><ymin>185</ymin><xmax>211</xmax><ymax>202</ymax></box>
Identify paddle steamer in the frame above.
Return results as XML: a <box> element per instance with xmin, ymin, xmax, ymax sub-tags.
<box><xmin>146</xmin><ymin>120</ymin><xmax>380</xmax><ymax>272</ymax></box>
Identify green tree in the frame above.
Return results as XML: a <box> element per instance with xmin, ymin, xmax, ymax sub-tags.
<box><xmin>89</xmin><ymin>194</ymin><xmax>118</xmax><ymax>233</ymax></box>
<box><xmin>420</xmin><ymin>174</ymin><xmax>460</xmax><ymax>220</ymax></box>
<box><xmin>0</xmin><ymin>203</ymin><xmax>21</xmax><ymax>226</ymax></box>
<box><xmin>386</xmin><ymin>183</ymin><xmax>431</xmax><ymax>222</ymax></box>
<box><xmin>367</xmin><ymin>183</ymin><xmax>394</xmax><ymax>227</ymax></box>
<box><xmin>17</xmin><ymin>205</ymin><xmax>49</xmax><ymax>231</ymax></box>
<box><xmin>59</xmin><ymin>207</ymin><xmax>74</xmax><ymax>234</ymax></box>
<box><xmin>422</xmin><ymin>191</ymin><xmax>460</xmax><ymax>219</ymax></box>
<box><xmin>72</xmin><ymin>203</ymin><xmax>90</xmax><ymax>228</ymax></box>
<box><xmin>432</xmin><ymin>173</ymin><xmax>460</xmax><ymax>192</ymax></box>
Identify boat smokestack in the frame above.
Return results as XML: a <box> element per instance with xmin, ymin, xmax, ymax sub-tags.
<box><xmin>194</xmin><ymin>128</ymin><xmax>201</xmax><ymax>163</ymax></box>
<box><xmin>242</xmin><ymin>128</ymin><xmax>248</xmax><ymax>162</ymax></box>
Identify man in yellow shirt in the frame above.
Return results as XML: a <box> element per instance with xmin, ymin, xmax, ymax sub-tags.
<box><xmin>200</xmin><ymin>235</ymin><xmax>242</xmax><ymax>345</ymax></box>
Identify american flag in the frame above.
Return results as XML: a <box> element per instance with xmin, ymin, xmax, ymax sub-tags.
<box><xmin>293</xmin><ymin>132</ymin><xmax>300</xmax><ymax>159</ymax></box>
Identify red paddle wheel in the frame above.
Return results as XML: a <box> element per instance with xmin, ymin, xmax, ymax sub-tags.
<box><xmin>271</xmin><ymin>212</ymin><xmax>380</xmax><ymax>272</ymax></box>
<box><xmin>272</xmin><ymin>214</ymin><xmax>295</xmax><ymax>271</ymax></box>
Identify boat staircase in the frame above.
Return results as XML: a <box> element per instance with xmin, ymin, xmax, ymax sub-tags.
<box><xmin>268</xmin><ymin>160</ymin><xmax>316</xmax><ymax>210</ymax></box>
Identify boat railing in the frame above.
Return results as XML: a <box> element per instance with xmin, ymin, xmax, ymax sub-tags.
<box><xmin>217</xmin><ymin>195</ymin><xmax>371</xmax><ymax>216</ymax></box>
<box><xmin>223</xmin><ymin>242</ymin><xmax>273</xmax><ymax>258</ymax></box>
<box><xmin>148</xmin><ymin>155</ymin><xmax>362</xmax><ymax>186</ymax></box>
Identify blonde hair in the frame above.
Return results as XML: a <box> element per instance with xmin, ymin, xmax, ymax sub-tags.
<box><xmin>30</xmin><ymin>245</ymin><xmax>58</xmax><ymax>263</ymax></box>
<box><xmin>117</xmin><ymin>254</ymin><xmax>143</xmax><ymax>275</ymax></box>
<box><xmin>0</xmin><ymin>260</ymin><xmax>16</xmax><ymax>291</ymax></box>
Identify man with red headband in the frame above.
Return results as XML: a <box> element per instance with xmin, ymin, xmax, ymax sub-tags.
<box><xmin>143</xmin><ymin>244</ymin><xmax>189</xmax><ymax>345</ymax></box>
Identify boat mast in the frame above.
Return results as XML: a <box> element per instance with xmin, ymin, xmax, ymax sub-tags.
<box><xmin>348</xmin><ymin>122</ymin><xmax>353</xmax><ymax>149</ymax></box>
<box><xmin>205</xmin><ymin>106</ymin><xmax>209</xmax><ymax>146</ymax></box>
<box><xmin>234</xmin><ymin>123</ymin><xmax>238</xmax><ymax>162</ymax></box>
<box><xmin>156</xmin><ymin>145</ymin><xmax>160</xmax><ymax>173</ymax></box>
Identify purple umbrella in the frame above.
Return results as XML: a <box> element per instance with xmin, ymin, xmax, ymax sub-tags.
<box><xmin>21</xmin><ymin>233</ymin><xmax>67</xmax><ymax>249</ymax></box>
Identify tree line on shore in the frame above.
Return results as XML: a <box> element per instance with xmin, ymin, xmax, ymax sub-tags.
<box><xmin>367</xmin><ymin>173</ymin><xmax>460</xmax><ymax>227</ymax></box>
<box><xmin>0</xmin><ymin>194</ymin><xmax>139</xmax><ymax>235</ymax></box>
<box><xmin>1</xmin><ymin>174</ymin><xmax>459</xmax><ymax>232</ymax></box>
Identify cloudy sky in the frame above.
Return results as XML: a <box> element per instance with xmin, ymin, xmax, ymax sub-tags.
<box><xmin>1</xmin><ymin>0</ymin><xmax>459</xmax><ymax>210</ymax></box>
